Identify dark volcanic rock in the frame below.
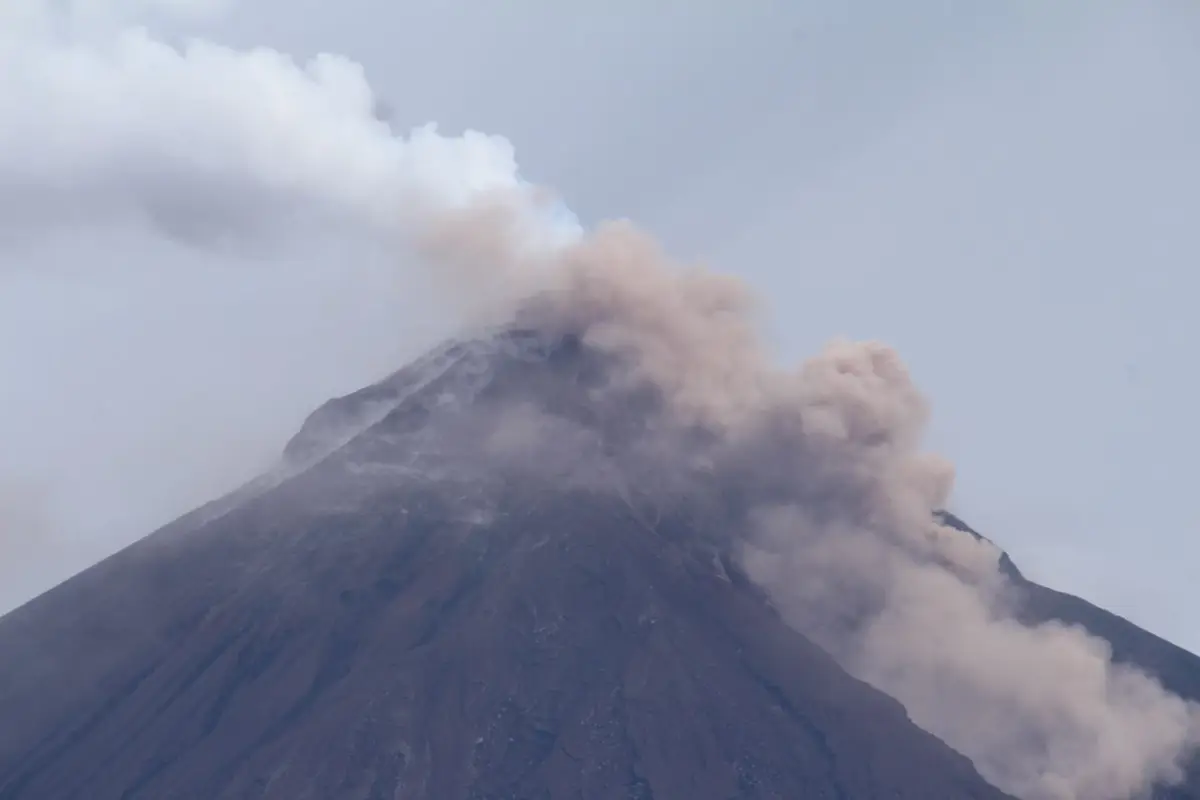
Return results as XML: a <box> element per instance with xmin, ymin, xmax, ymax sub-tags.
<box><xmin>0</xmin><ymin>488</ymin><xmax>1011</xmax><ymax>800</ymax></box>
<box><xmin>0</xmin><ymin>330</ymin><xmax>1014</xmax><ymax>799</ymax></box>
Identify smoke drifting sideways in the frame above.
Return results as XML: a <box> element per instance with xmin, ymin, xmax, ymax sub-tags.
<box><xmin>2</xmin><ymin>5</ymin><xmax>1197</xmax><ymax>800</ymax></box>
<box><xmin>0</xmin><ymin>0</ymin><xmax>581</xmax><ymax>256</ymax></box>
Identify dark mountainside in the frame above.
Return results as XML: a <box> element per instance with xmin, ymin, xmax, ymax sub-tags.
<box><xmin>0</xmin><ymin>330</ymin><xmax>1196</xmax><ymax>799</ymax></box>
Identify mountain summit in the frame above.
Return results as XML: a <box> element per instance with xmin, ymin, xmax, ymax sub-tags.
<box><xmin>0</xmin><ymin>328</ymin><xmax>1197</xmax><ymax>799</ymax></box>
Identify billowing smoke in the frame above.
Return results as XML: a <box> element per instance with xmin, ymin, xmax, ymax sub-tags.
<box><xmin>493</xmin><ymin>222</ymin><xmax>1200</xmax><ymax>800</ymax></box>
<box><xmin>4</xmin><ymin>4</ymin><xmax>1198</xmax><ymax>800</ymax></box>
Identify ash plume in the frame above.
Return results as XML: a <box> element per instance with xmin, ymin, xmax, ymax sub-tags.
<box><xmin>415</xmin><ymin>209</ymin><xmax>1200</xmax><ymax>799</ymax></box>
<box><xmin>472</xmin><ymin>219</ymin><xmax>1200</xmax><ymax>800</ymax></box>
<box><xmin>3</xmin><ymin>4</ymin><xmax>1197</xmax><ymax>799</ymax></box>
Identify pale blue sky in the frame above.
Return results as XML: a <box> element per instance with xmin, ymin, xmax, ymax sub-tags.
<box><xmin>2</xmin><ymin>1</ymin><xmax>1198</xmax><ymax>650</ymax></box>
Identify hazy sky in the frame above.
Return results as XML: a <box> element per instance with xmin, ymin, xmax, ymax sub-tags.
<box><xmin>2</xmin><ymin>1</ymin><xmax>1198</xmax><ymax>651</ymax></box>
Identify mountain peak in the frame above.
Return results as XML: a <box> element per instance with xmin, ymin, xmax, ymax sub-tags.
<box><xmin>2</xmin><ymin>332</ymin><xmax>1199</xmax><ymax>799</ymax></box>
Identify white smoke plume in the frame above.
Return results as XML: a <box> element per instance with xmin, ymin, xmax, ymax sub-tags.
<box><xmin>3</xmin><ymin>4</ymin><xmax>1197</xmax><ymax>800</ymax></box>
<box><xmin>0</xmin><ymin>0</ymin><xmax>580</xmax><ymax>256</ymax></box>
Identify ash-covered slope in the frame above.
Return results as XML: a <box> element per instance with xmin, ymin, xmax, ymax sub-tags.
<box><xmin>0</xmin><ymin>330</ymin><xmax>1014</xmax><ymax>800</ymax></box>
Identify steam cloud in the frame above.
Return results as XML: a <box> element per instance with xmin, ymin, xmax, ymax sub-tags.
<box><xmin>0</xmin><ymin>0</ymin><xmax>580</xmax><ymax>256</ymax></box>
<box><xmin>5</xmin><ymin>4</ymin><xmax>1198</xmax><ymax>799</ymax></box>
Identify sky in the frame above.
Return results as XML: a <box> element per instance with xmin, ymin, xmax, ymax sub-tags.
<box><xmin>1</xmin><ymin>1</ymin><xmax>1199</xmax><ymax>651</ymax></box>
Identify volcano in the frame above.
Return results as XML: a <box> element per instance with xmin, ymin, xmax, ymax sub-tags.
<box><xmin>0</xmin><ymin>328</ymin><xmax>1197</xmax><ymax>800</ymax></box>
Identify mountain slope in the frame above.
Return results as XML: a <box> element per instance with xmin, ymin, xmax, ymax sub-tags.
<box><xmin>3</xmin><ymin>328</ymin><xmax>1199</xmax><ymax>799</ymax></box>
<box><xmin>0</xmin><ymin>330</ymin><xmax>1013</xmax><ymax>800</ymax></box>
